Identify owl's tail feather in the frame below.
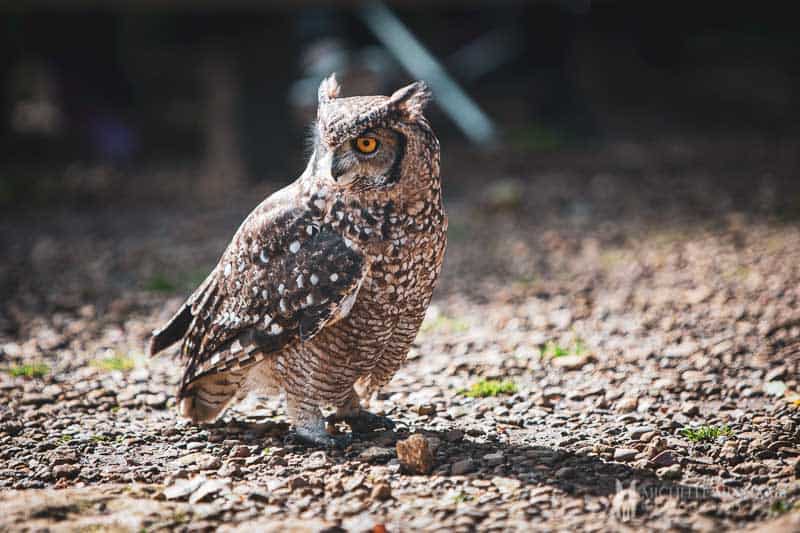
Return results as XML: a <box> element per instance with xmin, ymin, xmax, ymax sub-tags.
<box><xmin>177</xmin><ymin>371</ymin><xmax>245</xmax><ymax>423</ymax></box>
<box><xmin>148</xmin><ymin>303</ymin><xmax>192</xmax><ymax>357</ymax></box>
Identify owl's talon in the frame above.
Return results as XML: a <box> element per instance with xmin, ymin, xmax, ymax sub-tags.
<box><xmin>292</xmin><ymin>426</ymin><xmax>352</xmax><ymax>449</ymax></box>
<box><xmin>343</xmin><ymin>411</ymin><xmax>395</xmax><ymax>433</ymax></box>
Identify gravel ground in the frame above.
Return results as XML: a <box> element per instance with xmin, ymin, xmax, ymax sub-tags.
<box><xmin>2</xmin><ymin>139</ymin><xmax>800</xmax><ymax>532</ymax></box>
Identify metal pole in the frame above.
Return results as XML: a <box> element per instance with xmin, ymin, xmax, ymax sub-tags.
<box><xmin>359</xmin><ymin>1</ymin><xmax>498</xmax><ymax>146</ymax></box>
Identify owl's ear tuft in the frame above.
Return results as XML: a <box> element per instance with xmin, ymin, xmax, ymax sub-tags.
<box><xmin>318</xmin><ymin>73</ymin><xmax>341</xmax><ymax>104</ymax></box>
<box><xmin>389</xmin><ymin>81</ymin><xmax>432</xmax><ymax>119</ymax></box>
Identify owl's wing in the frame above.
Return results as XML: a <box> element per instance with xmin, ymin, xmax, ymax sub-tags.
<box><xmin>148</xmin><ymin>199</ymin><xmax>367</xmax><ymax>390</ymax></box>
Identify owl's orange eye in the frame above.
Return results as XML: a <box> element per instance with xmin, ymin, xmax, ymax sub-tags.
<box><xmin>354</xmin><ymin>137</ymin><xmax>379</xmax><ymax>154</ymax></box>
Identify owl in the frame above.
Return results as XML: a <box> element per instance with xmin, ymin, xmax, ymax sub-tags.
<box><xmin>149</xmin><ymin>74</ymin><xmax>446</xmax><ymax>448</ymax></box>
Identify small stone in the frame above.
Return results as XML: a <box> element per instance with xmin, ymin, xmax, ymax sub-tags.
<box><xmin>681</xmin><ymin>403</ymin><xmax>699</xmax><ymax>416</ymax></box>
<box><xmin>639</xmin><ymin>431</ymin><xmax>658</xmax><ymax>443</ymax></box>
<box><xmin>189</xmin><ymin>478</ymin><xmax>229</xmax><ymax>504</ymax></box>
<box><xmin>616</xmin><ymin>397</ymin><xmax>639</xmax><ymax>413</ymax></box>
<box><xmin>48</xmin><ymin>450</ymin><xmax>78</xmax><ymax>466</ymax></box>
<box><xmin>228</xmin><ymin>445</ymin><xmax>251</xmax><ymax>458</ymax></box>
<box><xmin>491</xmin><ymin>476</ymin><xmax>521</xmax><ymax>492</ymax></box>
<box><xmin>732</xmin><ymin>462</ymin><xmax>760</xmax><ymax>475</ymax></box>
<box><xmin>396</xmin><ymin>434</ymin><xmax>434</xmax><ymax>475</ymax></box>
<box><xmin>646</xmin><ymin>436</ymin><xmax>667</xmax><ymax>458</ymax></box>
<box><xmin>451</xmin><ymin>458</ymin><xmax>475</xmax><ymax>476</ymax></box>
<box><xmin>218</xmin><ymin>462</ymin><xmax>240</xmax><ymax>478</ymax></box>
<box><xmin>164</xmin><ymin>476</ymin><xmax>207</xmax><ymax>500</ymax></box>
<box><xmin>53</xmin><ymin>464</ymin><xmax>80</xmax><ymax>479</ymax></box>
<box><xmin>144</xmin><ymin>392</ymin><xmax>167</xmax><ymax>409</ymax></box>
<box><xmin>764</xmin><ymin>381</ymin><xmax>787</xmax><ymax>397</ymax></box>
<box><xmin>766</xmin><ymin>366</ymin><xmax>787</xmax><ymax>382</ymax></box>
<box><xmin>650</xmin><ymin>450</ymin><xmax>679</xmax><ymax>467</ymax></box>
<box><xmin>628</xmin><ymin>425</ymin><xmax>655</xmax><ymax>440</ymax></box>
<box><xmin>197</xmin><ymin>455</ymin><xmax>221</xmax><ymax>471</ymax></box>
<box><xmin>371</xmin><ymin>482</ymin><xmax>392</xmax><ymax>501</ymax></box>
<box><xmin>175</xmin><ymin>452</ymin><xmax>217</xmax><ymax>468</ymax></box>
<box><xmin>551</xmin><ymin>354</ymin><xmax>591</xmax><ymax>370</ymax></box>
<box><xmin>483</xmin><ymin>452</ymin><xmax>505</xmax><ymax>466</ymax></box>
<box><xmin>305</xmin><ymin>450</ymin><xmax>328</xmax><ymax>469</ymax></box>
<box><xmin>288</xmin><ymin>475</ymin><xmax>308</xmax><ymax>491</ymax></box>
<box><xmin>417</xmin><ymin>404</ymin><xmax>436</xmax><ymax>416</ymax></box>
<box><xmin>657</xmin><ymin>464</ymin><xmax>682</xmax><ymax>480</ymax></box>
<box><xmin>613</xmin><ymin>448</ymin><xmax>638</xmax><ymax>462</ymax></box>
<box><xmin>359</xmin><ymin>446</ymin><xmax>395</xmax><ymax>464</ymax></box>
<box><xmin>344</xmin><ymin>474</ymin><xmax>365</xmax><ymax>492</ymax></box>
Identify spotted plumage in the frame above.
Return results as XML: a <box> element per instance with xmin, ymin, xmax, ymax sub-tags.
<box><xmin>149</xmin><ymin>74</ymin><xmax>446</xmax><ymax>447</ymax></box>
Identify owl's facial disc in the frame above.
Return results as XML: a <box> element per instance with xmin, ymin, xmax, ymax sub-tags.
<box><xmin>325</xmin><ymin>128</ymin><xmax>403</xmax><ymax>190</ymax></box>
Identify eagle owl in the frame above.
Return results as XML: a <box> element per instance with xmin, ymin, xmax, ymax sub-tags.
<box><xmin>149</xmin><ymin>74</ymin><xmax>446</xmax><ymax>447</ymax></box>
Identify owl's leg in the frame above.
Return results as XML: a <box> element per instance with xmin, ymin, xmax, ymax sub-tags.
<box><xmin>332</xmin><ymin>388</ymin><xmax>395</xmax><ymax>433</ymax></box>
<box><xmin>286</xmin><ymin>394</ymin><xmax>351</xmax><ymax>449</ymax></box>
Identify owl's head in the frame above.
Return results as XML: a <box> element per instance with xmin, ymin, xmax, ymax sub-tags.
<box><xmin>311</xmin><ymin>73</ymin><xmax>438</xmax><ymax>193</ymax></box>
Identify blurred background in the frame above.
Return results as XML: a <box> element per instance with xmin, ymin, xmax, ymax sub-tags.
<box><xmin>1</xmin><ymin>0</ymin><xmax>798</xmax><ymax>205</ymax></box>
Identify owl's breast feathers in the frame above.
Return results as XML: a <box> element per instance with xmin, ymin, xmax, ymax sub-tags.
<box><xmin>148</xmin><ymin>187</ymin><xmax>369</xmax><ymax>397</ymax></box>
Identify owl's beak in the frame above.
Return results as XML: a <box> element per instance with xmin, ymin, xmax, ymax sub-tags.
<box><xmin>317</xmin><ymin>149</ymin><xmax>355</xmax><ymax>186</ymax></box>
<box><xmin>330</xmin><ymin>153</ymin><xmax>348</xmax><ymax>182</ymax></box>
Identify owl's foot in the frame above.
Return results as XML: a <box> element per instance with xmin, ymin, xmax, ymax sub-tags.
<box><xmin>341</xmin><ymin>410</ymin><xmax>395</xmax><ymax>433</ymax></box>
<box><xmin>292</xmin><ymin>425</ymin><xmax>352</xmax><ymax>450</ymax></box>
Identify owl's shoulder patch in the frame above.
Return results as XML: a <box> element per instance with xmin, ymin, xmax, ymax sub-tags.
<box><xmin>174</xmin><ymin>195</ymin><xmax>368</xmax><ymax>388</ymax></box>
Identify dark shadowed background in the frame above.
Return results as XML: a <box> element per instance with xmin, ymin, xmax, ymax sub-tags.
<box><xmin>1</xmin><ymin>1</ymin><xmax>798</xmax><ymax>205</ymax></box>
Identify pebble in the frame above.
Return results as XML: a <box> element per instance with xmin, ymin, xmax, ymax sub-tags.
<box><xmin>48</xmin><ymin>450</ymin><xmax>78</xmax><ymax>465</ymax></box>
<box><xmin>451</xmin><ymin>458</ymin><xmax>475</xmax><ymax>476</ymax></box>
<box><xmin>359</xmin><ymin>446</ymin><xmax>395</xmax><ymax>464</ymax></box>
<box><xmin>552</xmin><ymin>354</ymin><xmax>591</xmax><ymax>370</ymax></box>
<box><xmin>371</xmin><ymin>482</ymin><xmax>393</xmax><ymax>501</ymax></box>
<box><xmin>164</xmin><ymin>476</ymin><xmax>207</xmax><ymax>500</ymax></box>
<box><xmin>650</xmin><ymin>450</ymin><xmax>679</xmax><ymax>467</ymax></box>
<box><xmin>305</xmin><ymin>450</ymin><xmax>328</xmax><ymax>469</ymax></box>
<box><xmin>483</xmin><ymin>452</ymin><xmax>505</xmax><ymax>466</ymax></box>
<box><xmin>53</xmin><ymin>464</ymin><xmax>80</xmax><ymax>479</ymax></box>
<box><xmin>491</xmin><ymin>477</ymin><xmax>521</xmax><ymax>493</ymax></box>
<box><xmin>344</xmin><ymin>474</ymin><xmax>365</xmax><ymax>491</ymax></box>
<box><xmin>396</xmin><ymin>435</ymin><xmax>434</xmax><ymax>475</ymax></box>
<box><xmin>732</xmin><ymin>462</ymin><xmax>760</xmax><ymax>475</ymax></box>
<box><xmin>189</xmin><ymin>478</ymin><xmax>229</xmax><ymax>504</ymax></box>
<box><xmin>616</xmin><ymin>397</ymin><xmax>639</xmax><ymax>413</ymax></box>
<box><xmin>288</xmin><ymin>476</ymin><xmax>308</xmax><ymax>491</ymax></box>
<box><xmin>613</xmin><ymin>448</ymin><xmax>639</xmax><ymax>462</ymax></box>
<box><xmin>228</xmin><ymin>445</ymin><xmax>251</xmax><ymax>458</ymax></box>
<box><xmin>681</xmin><ymin>403</ymin><xmax>699</xmax><ymax>416</ymax></box>
<box><xmin>628</xmin><ymin>425</ymin><xmax>655</xmax><ymax>440</ymax></box>
<box><xmin>217</xmin><ymin>462</ymin><xmax>240</xmax><ymax>478</ymax></box>
<box><xmin>417</xmin><ymin>404</ymin><xmax>436</xmax><ymax>416</ymax></box>
<box><xmin>197</xmin><ymin>455</ymin><xmax>222</xmax><ymax>471</ymax></box>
